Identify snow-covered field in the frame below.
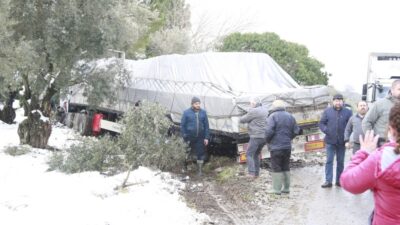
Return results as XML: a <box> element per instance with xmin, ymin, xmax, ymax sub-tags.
<box><xmin>0</xmin><ymin>109</ymin><xmax>210</xmax><ymax>225</ymax></box>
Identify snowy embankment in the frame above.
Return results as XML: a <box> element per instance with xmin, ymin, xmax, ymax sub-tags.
<box><xmin>0</xmin><ymin>109</ymin><xmax>210</xmax><ymax>225</ymax></box>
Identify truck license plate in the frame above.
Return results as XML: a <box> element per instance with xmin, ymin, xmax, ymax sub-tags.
<box><xmin>304</xmin><ymin>140</ymin><xmax>325</xmax><ymax>151</ymax></box>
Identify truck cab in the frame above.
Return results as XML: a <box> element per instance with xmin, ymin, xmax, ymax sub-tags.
<box><xmin>362</xmin><ymin>53</ymin><xmax>400</xmax><ymax>103</ymax></box>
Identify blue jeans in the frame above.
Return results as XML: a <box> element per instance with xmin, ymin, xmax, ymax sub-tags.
<box><xmin>246</xmin><ymin>138</ymin><xmax>265</xmax><ymax>176</ymax></box>
<box><xmin>325</xmin><ymin>143</ymin><xmax>345</xmax><ymax>183</ymax></box>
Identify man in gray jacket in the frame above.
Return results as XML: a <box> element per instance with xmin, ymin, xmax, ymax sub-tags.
<box><xmin>240</xmin><ymin>98</ymin><xmax>268</xmax><ymax>178</ymax></box>
<box><xmin>344</xmin><ymin>101</ymin><xmax>368</xmax><ymax>153</ymax></box>
<box><xmin>362</xmin><ymin>80</ymin><xmax>400</xmax><ymax>146</ymax></box>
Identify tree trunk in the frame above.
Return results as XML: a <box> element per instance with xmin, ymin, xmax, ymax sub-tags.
<box><xmin>21</xmin><ymin>74</ymin><xmax>32</xmax><ymax>117</ymax></box>
<box><xmin>18</xmin><ymin>111</ymin><xmax>52</xmax><ymax>149</ymax></box>
<box><xmin>15</xmin><ymin>56</ymin><xmax>55</xmax><ymax>148</ymax></box>
<box><xmin>0</xmin><ymin>105</ymin><xmax>16</xmax><ymax>124</ymax></box>
<box><xmin>0</xmin><ymin>89</ymin><xmax>17</xmax><ymax>124</ymax></box>
<box><xmin>41</xmin><ymin>86</ymin><xmax>57</xmax><ymax>117</ymax></box>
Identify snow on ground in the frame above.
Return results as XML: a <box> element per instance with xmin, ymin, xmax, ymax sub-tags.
<box><xmin>0</xmin><ymin>109</ymin><xmax>210</xmax><ymax>225</ymax></box>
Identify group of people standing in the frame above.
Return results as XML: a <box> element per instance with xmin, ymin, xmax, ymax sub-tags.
<box><xmin>180</xmin><ymin>95</ymin><xmax>300</xmax><ymax>194</ymax></box>
<box><xmin>340</xmin><ymin>80</ymin><xmax>400</xmax><ymax>225</ymax></box>
<box><xmin>240</xmin><ymin>98</ymin><xmax>300</xmax><ymax>194</ymax></box>
<box><xmin>180</xmin><ymin>80</ymin><xmax>400</xmax><ymax>224</ymax></box>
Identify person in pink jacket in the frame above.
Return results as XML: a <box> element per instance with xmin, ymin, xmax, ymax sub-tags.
<box><xmin>340</xmin><ymin>102</ymin><xmax>400</xmax><ymax>225</ymax></box>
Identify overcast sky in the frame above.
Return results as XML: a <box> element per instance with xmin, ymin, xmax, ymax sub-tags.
<box><xmin>186</xmin><ymin>0</ymin><xmax>400</xmax><ymax>92</ymax></box>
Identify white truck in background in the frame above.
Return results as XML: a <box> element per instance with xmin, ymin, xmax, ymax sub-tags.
<box><xmin>362</xmin><ymin>52</ymin><xmax>400</xmax><ymax>103</ymax></box>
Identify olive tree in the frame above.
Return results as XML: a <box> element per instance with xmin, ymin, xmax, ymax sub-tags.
<box><xmin>1</xmin><ymin>0</ymin><xmax>155</xmax><ymax>147</ymax></box>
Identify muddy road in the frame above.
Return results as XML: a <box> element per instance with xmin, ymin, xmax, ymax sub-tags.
<box><xmin>260</xmin><ymin>166</ymin><xmax>373</xmax><ymax>225</ymax></box>
<box><xmin>182</xmin><ymin>151</ymin><xmax>374</xmax><ymax>225</ymax></box>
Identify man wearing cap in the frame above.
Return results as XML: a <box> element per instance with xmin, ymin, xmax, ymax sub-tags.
<box><xmin>319</xmin><ymin>94</ymin><xmax>352</xmax><ymax>188</ymax></box>
<box><xmin>181</xmin><ymin>96</ymin><xmax>210</xmax><ymax>176</ymax></box>
<box><xmin>240</xmin><ymin>98</ymin><xmax>268</xmax><ymax>178</ymax></box>
<box><xmin>265</xmin><ymin>100</ymin><xmax>301</xmax><ymax>194</ymax></box>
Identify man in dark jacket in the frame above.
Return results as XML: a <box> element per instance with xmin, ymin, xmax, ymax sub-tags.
<box><xmin>265</xmin><ymin>100</ymin><xmax>300</xmax><ymax>194</ymax></box>
<box><xmin>181</xmin><ymin>96</ymin><xmax>210</xmax><ymax>176</ymax></box>
<box><xmin>240</xmin><ymin>98</ymin><xmax>268</xmax><ymax>178</ymax></box>
<box><xmin>319</xmin><ymin>94</ymin><xmax>352</xmax><ymax>188</ymax></box>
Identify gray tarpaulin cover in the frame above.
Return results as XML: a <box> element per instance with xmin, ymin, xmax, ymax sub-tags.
<box><xmin>69</xmin><ymin>52</ymin><xmax>330</xmax><ymax>136</ymax></box>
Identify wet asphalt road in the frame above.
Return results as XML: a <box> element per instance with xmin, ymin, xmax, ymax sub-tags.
<box><xmin>261</xmin><ymin>154</ymin><xmax>374</xmax><ymax>225</ymax></box>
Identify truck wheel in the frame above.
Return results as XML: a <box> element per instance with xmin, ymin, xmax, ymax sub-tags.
<box><xmin>65</xmin><ymin>113</ymin><xmax>75</xmax><ymax>128</ymax></box>
<box><xmin>78</xmin><ymin>114</ymin><xmax>86</xmax><ymax>135</ymax></box>
<box><xmin>79</xmin><ymin>114</ymin><xmax>93</xmax><ymax>136</ymax></box>
<box><xmin>72</xmin><ymin>113</ymin><xmax>81</xmax><ymax>131</ymax></box>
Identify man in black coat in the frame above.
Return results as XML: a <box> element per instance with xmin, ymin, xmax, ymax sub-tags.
<box><xmin>265</xmin><ymin>100</ymin><xmax>301</xmax><ymax>194</ymax></box>
<box><xmin>319</xmin><ymin>94</ymin><xmax>352</xmax><ymax>188</ymax></box>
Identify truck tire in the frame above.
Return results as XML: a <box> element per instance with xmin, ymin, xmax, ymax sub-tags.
<box><xmin>78</xmin><ymin>114</ymin><xmax>85</xmax><ymax>135</ymax></box>
<box><xmin>65</xmin><ymin>113</ymin><xmax>75</xmax><ymax>128</ymax></box>
<box><xmin>72</xmin><ymin>113</ymin><xmax>81</xmax><ymax>131</ymax></box>
<box><xmin>78</xmin><ymin>113</ymin><xmax>93</xmax><ymax>136</ymax></box>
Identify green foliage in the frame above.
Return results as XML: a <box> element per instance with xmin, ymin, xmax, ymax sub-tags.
<box><xmin>148</xmin><ymin>0</ymin><xmax>191</xmax><ymax>29</ymax></box>
<box><xmin>4</xmin><ymin>145</ymin><xmax>31</xmax><ymax>156</ymax></box>
<box><xmin>143</xmin><ymin>0</ymin><xmax>191</xmax><ymax>57</ymax></box>
<box><xmin>118</xmin><ymin>101</ymin><xmax>186</xmax><ymax>171</ymax></box>
<box><xmin>47</xmin><ymin>151</ymin><xmax>65</xmax><ymax>171</ymax></box>
<box><xmin>48</xmin><ymin>135</ymin><xmax>123</xmax><ymax>174</ymax></box>
<box><xmin>0</xmin><ymin>0</ymin><xmax>190</xmax><ymax>146</ymax></box>
<box><xmin>77</xmin><ymin>60</ymin><xmax>127</xmax><ymax>109</ymax></box>
<box><xmin>1</xmin><ymin>0</ymin><xmax>155</xmax><ymax>115</ymax></box>
<box><xmin>217</xmin><ymin>32</ymin><xmax>330</xmax><ymax>85</ymax></box>
<box><xmin>0</xmin><ymin>0</ymin><xmax>157</xmax><ymax>146</ymax></box>
<box><xmin>216</xmin><ymin>166</ymin><xmax>237</xmax><ymax>183</ymax></box>
<box><xmin>0</xmin><ymin>0</ymin><xmax>27</xmax><ymax>99</ymax></box>
<box><xmin>48</xmin><ymin>101</ymin><xmax>186</xmax><ymax>174</ymax></box>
